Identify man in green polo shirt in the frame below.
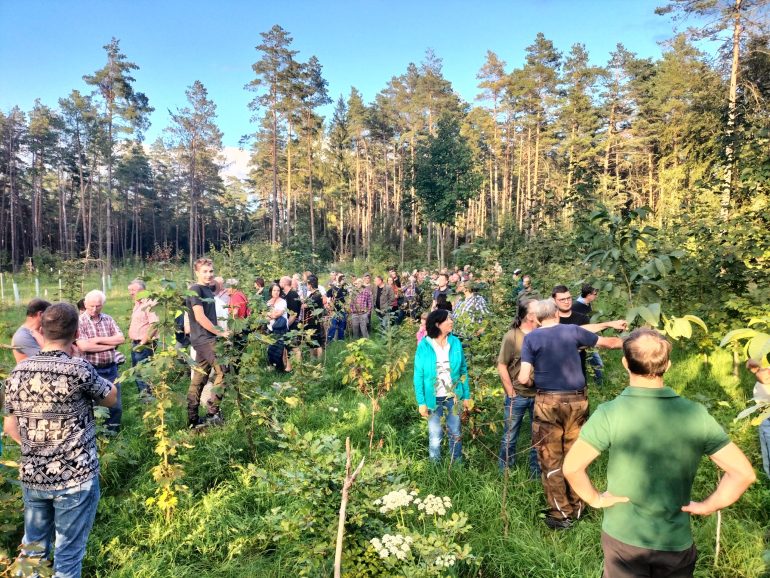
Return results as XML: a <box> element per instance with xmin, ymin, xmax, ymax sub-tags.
<box><xmin>564</xmin><ymin>329</ymin><xmax>755</xmax><ymax>577</ymax></box>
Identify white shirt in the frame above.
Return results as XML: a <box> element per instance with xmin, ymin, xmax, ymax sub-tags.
<box><xmin>753</xmin><ymin>380</ymin><xmax>770</xmax><ymax>403</ymax></box>
<box><xmin>428</xmin><ymin>337</ymin><xmax>451</xmax><ymax>397</ymax></box>
<box><xmin>267</xmin><ymin>297</ymin><xmax>288</xmax><ymax>331</ymax></box>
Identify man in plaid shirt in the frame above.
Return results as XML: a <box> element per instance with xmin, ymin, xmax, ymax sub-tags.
<box><xmin>349</xmin><ymin>275</ymin><xmax>373</xmax><ymax>339</ymax></box>
<box><xmin>76</xmin><ymin>289</ymin><xmax>125</xmax><ymax>432</ymax></box>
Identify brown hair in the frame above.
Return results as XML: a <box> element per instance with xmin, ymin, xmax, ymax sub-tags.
<box><xmin>26</xmin><ymin>298</ymin><xmax>51</xmax><ymax>317</ymax></box>
<box><xmin>42</xmin><ymin>302</ymin><xmax>79</xmax><ymax>343</ymax></box>
<box><xmin>194</xmin><ymin>257</ymin><xmax>213</xmax><ymax>271</ymax></box>
<box><xmin>623</xmin><ymin>329</ymin><xmax>672</xmax><ymax>377</ymax></box>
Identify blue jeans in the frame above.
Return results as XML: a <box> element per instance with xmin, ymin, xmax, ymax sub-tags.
<box><xmin>499</xmin><ymin>394</ymin><xmax>540</xmax><ymax>476</ymax></box>
<box><xmin>428</xmin><ymin>396</ymin><xmax>462</xmax><ymax>462</ymax></box>
<box><xmin>21</xmin><ymin>477</ymin><xmax>100</xmax><ymax>578</ymax></box>
<box><xmin>95</xmin><ymin>363</ymin><xmax>120</xmax><ymax>432</ymax></box>
<box><xmin>760</xmin><ymin>417</ymin><xmax>770</xmax><ymax>479</ymax></box>
<box><xmin>327</xmin><ymin>311</ymin><xmax>347</xmax><ymax>342</ymax></box>
<box><xmin>587</xmin><ymin>351</ymin><xmax>604</xmax><ymax>385</ymax></box>
<box><xmin>130</xmin><ymin>342</ymin><xmax>154</xmax><ymax>394</ymax></box>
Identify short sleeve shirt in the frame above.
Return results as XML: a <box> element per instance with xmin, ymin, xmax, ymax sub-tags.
<box><xmin>497</xmin><ymin>328</ymin><xmax>535</xmax><ymax>398</ymax></box>
<box><xmin>12</xmin><ymin>326</ymin><xmax>41</xmax><ymax>357</ymax></box>
<box><xmin>580</xmin><ymin>386</ymin><xmax>731</xmax><ymax>551</ymax></box>
<box><xmin>77</xmin><ymin>312</ymin><xmax>123</xmax><ymax>367</ymax></box>
<box><xmin>520</xmin><ymin>324</ymin><xmax>598</xmax><ymax>391</ymax></box>
<box><xmin>187</xmin><ymin>284</ymin><xmax>217</xmax><ymax>346</ymax></box>
<box><xmin>4</xmin><ymin>350</ymin><xmax>112</xmax><ymax>490</ymax></box>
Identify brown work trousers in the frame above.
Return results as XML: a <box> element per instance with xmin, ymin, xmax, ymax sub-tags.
<box><xmin>188</xmin><ymin>340</ymin><xmax>226</xmax><ymax>423</ymax></box>
<box><xmin>532</xmin><ymin>389</ymin><xmax>588</xmax><ymax>521</ymax></box>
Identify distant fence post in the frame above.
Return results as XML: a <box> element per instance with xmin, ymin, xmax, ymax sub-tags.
<box><xmin>35</xmin><ymin>277</ymin><xmax>40</xmax><ymax>297</ymax></box>
<box><xmin>102</xmin><ymin>272</ymin><xmax>107</xmax><ymax>295</ymax></box>
<box><xmin>108</xmin><ymin>274</ymin><xmax>112</xmax><ymax>291</ymax></box>
<box><xmin>13</xmin><ymin>280</ymin><xmax>20</xmax><ymax>305</ymax></box>
<box><xmin>0</xmin><ymin>272</ymin><xmax>4</xmax><ymax>304</ymax></box>
<box><xmin>59</xmin><ymin>274</ymin><xmax>63</xmax><ymax>302</ymax></box>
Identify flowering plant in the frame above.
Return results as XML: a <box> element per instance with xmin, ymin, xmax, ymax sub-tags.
<box><xmin>367</xmin><ymin>487</ymin><xmax>476</xmax><ymax>576</ymax></box>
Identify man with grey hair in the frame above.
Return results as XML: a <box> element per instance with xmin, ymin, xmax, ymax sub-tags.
<box><xmin>76</xmin><ymin>288</ymin><xmax>125</xmax><ymax>432</ymax></box>
<box><xmin>128</xmin><ymin>279</ymin><xmax>158</xmax><ymax>398</ymax></box>
<box><xmin>517</xmin><ymin>298</ymin><xmax>625</xmax><ymax>530</ymax></box>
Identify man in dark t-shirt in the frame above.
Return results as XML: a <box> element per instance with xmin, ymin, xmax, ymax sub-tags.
<box><xmin>301</xmin><ymin>274</ymin><xmax>325</xmax><ymax>358</ymax></box>
<box><xmin>186</xmin><ymin>258</ymin><xmax>230</xmax><ymax>428</ymax></box>
<box><xmin>519</xmin><ymin>298</ymin><xmax>624</xmax><ymax>530</ymax></box>
<box><xmin>554</xmin><ymin>284</ymin><xmax>624</xmax><ymax>384</ymax></box>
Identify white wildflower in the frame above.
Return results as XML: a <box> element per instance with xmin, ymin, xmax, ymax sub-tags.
<box><xmin>377</xmin><ymin>489</ymin><xmax>416</xmax><ymax>514</ymax></box>
<box><xmin>435</xmin><ymin>553</ymin><xmax>457</xmax><ymax>568</ymax></box>
<box><xmin>371</xmin><ymin>533</ymin><xmax>412</xmax><ymax>561</ymax></box>
<box><xmin>416</xmin><ymin>494</ymin><xmax>452</xmax><ymax>516</ymax></box>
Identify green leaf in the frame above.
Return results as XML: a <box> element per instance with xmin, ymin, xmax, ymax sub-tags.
<box><xmin>681</xmin><ymin>315</ymin><xmax>708</xmax><ymax>334</ymax></box>
<box><xmin>719</xmin><ymin>328</ymin><xmax>759</xmax><ymax>348</ymax></box>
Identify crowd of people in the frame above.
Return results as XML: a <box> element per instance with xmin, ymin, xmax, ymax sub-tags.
<box><xmin>1</xmin><ymin>258</ymin><xmax>765</xmax><ymax>577</ymax></box>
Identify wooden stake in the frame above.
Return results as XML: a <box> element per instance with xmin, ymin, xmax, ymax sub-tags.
<box><xmin>334</xmin><ymin>437</ymin><xmax>365</xmax><ymax>578</ymax></box>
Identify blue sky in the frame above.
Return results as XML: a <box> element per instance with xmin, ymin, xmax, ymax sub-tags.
<box><xmin>0</xmin><ymin>0</ymin><xmax>708</xmax><ymax>148</ymax></box>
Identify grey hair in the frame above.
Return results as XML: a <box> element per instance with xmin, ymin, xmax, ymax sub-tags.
<box><xmin>84</xmin><ymin>289</ymin><xmax>107</xmax><ymax>304</ymax></box>
<box><xmin>534</xmin><ymin>298</ymin><xmax>557</xmax><ymax>322</ymax></box>
<box><xmin>129</xmin><ymin>279</ymin><xmax>146</xmax><ymax>290</ymax></box>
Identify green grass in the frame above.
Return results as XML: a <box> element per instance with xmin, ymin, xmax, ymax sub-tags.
<box><xmin>1</xmin><ymin>284</ymin><xmax>768</xmax><ymax>577</ymax></box>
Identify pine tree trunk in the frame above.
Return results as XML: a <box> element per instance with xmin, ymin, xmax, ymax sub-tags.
<box><xmin>721</xmin><ymin>0</ymin><xmax>742</xmax><ymax>220</ymax></box>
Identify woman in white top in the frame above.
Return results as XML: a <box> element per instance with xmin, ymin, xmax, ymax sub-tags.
<box><xmin>266</xmin><ymin>284</ymin><xmax>288</xmax><ymax>332</ymax></box>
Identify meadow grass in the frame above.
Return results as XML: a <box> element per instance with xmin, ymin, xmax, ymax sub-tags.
<box><xmin>1</xmin><ymin>289</ymin><xmax>768</xmax><ymax>577</ymax></box>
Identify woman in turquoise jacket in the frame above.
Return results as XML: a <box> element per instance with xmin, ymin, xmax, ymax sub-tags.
<box><xmin>413</xmin><ymin>308</ymin><xmax>471</xmax><ymax>462</ymax></box>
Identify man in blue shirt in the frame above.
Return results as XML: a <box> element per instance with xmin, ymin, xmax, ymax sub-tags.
<box><xmin>518</xmin><ymin>298</ymin><xmax>624</xmax><ymax>530</ymax></box>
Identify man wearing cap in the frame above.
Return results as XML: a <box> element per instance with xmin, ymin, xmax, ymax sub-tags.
<box><xmin>225</xmin><ymin>279</ymin><xmax>250</xmax><ymax>320</ymax></box>
<box><xmin>512</xmin><ymin>269</ymin><xmax>524</xmax><ymax>298</ymax></box>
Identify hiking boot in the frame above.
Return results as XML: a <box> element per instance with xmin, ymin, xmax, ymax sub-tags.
<box><xmin>544</xmin><ymin>516</ymin><xmax>573</xmax><ymax>531</ymax></box>
<box><xmin>188</xmin><ymin>417</ymin><xmax>201</xmax><ymax>430</ymax></box>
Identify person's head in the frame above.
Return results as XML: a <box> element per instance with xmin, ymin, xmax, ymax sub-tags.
<box><xmin>622</xmin><ymin>329</ymin><xmax>672</xmax><ymax>378</ymax></box>
<box><xmin>534</xmin><ymin>299</ymin><xmax>558</xmax><ymax>323</ymax></box>
<box><xmin>448</xmin><ymin>272</ymin><xmax>459</xmax><ymax>284</ymax></box>
<box><xmin>437</xmin><ymin>273</ymin><xmax>448</xmax><ymax>288</ymax></box>
<box><xmin>194</xmin><ymin>258</ymin><xmax>214</xmax><ymax>285</ymax></box>
<box><xmin>77</xmin><ymin>298</ymin><xmax>85</xmax><ymax>313</ymax></box>
<box><xmin>436</xmin><ymin>294</ymin><xmax>452</xmax><ymax>311</ymax></box>
<box><xmin>374</xmin><ymin>275</ymin><xmax>384</xmax><ymax>287</ymax></box>
<box><xmin>426</xmin><ymin>308</ymin><xmax>452</xmax><ymax>339</ymax></box>
<box><xmin>337</xmin><ymin>273</ymin><xmax>345</xmax><ymax>285</ymax></box>
<box><xmin>212</xmin><ymin>276</ymin><xmax>225</xmax><ymax>295</ymax></box>
<box><xmin>291</xmin><ymin>277</ymin><xmax>299</xmax><ymax>291</ymax></box>
<box><xmin>279</xmin><ymin>275</ymin><xmax>292</xmax><ymax>291</ymax></box>
<box><xmin>512</xmin><ymin>298</ymin><xmax>536</xmax><ymax>329</ymax></box>
<box><xmin>127</xmin><ymin>279</ymin><xmax>146</xmax><ymax>300</ymax></box>
<box><xmin>25</xmin><ymin>298</ymin><xmax>51</xmax><ymax>330</ymax></box>
<box><xmin>303</xmin><ymin>271</ymin><xmax>311</xmax><ymax>282</ymax></box>
<box><xmin>307</xmin><ymin>274</ymin><xmax>318</xmax><ymax>290</ymax></box>
<box><xmin>363</xmin><ymin>273</ymin><xmax>371</xmax><ymax>285</ymax></box>
<box><xmin>551</xmin><ymin>285</ymin><xmax>572</xmax><ymax>314</ymax></box>
<box><xmin>225</xmin><ymin>279</ymin><xmax>239</xmax><ymax>295</ymax></box>
<box><xmin>522</xmin><ymin>275</ymin><xmax>531</xmax><ymax>288</ymax></box>
<box><xmin>581</xmin><ymin>284</ymin><xmax>598</xmax><ymax>302</ymax></box>
<box><xmin>746</xmin><ymin>358</ymin><xmax>762</xmax><ymax>375</ymax></box>
<box><xmin>513</xmin><ymin>268</ymin><xmax>522</xmax><ymax>279</ymax></box>
<box><xmin>254</xmin><ymin>277</ymin><xmax>265</xmax><ymax>289</ymax></box>
<box><xmin>41</xmin><ymin>302</ymin><xmax>80</xmax><ymax>345</ymax></box>
<box><xmin>84</xmin><ymin>289</ymin><xmax>106</xmax><ymax>318</ymax></box>
<box><xmin>270</xmin><ymin>283</ymin><xmax>281</xmax><ymax>299</ymax></box>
